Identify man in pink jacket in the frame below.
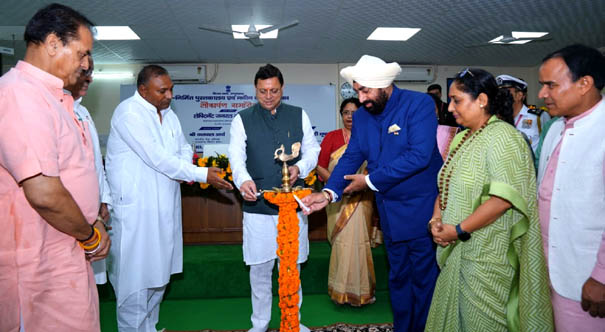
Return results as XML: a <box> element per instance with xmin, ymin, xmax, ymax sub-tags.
<box><xmin>0</xmin><ymin>4</ymin><xmax>109</xmax><ymax>331</ymax></box>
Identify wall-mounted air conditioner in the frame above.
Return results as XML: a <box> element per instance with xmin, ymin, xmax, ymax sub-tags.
<box><xmin>161</xmin><ymin>64</ymin><xmax>207</xmax><ymax>84</ymax></box>
<box><xmin>394</xmin><ymin>65</ymin><xmax>436</xmax><ymax>83</ymax></box>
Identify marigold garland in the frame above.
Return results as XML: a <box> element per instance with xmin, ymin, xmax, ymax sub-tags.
<box><xmin>264</xmin><ymin>189</ymin><xmax>311</xmax><ymax>332</ymax></box>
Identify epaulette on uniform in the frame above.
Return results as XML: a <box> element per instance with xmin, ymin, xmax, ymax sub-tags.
<box><xmin>527</xmin><ymin>105</ymin><xmax>544</xmax><ymax>116</ymax></box>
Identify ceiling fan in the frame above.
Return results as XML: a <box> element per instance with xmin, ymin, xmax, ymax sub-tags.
<box><xmin>465</xmin><ymin>32</ymin><xmax>552</xmax><ymax>48</ymax></box>
<box><xmin>198</xmin><ymin>20</ymin><xmax>299</xmax><ymax>47</ymax></box>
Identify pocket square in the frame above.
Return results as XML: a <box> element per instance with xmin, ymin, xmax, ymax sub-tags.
<box><xmin>388</xmin><ymin>124</ymin><xmax>401</xmax><ymax>134</ymax></box>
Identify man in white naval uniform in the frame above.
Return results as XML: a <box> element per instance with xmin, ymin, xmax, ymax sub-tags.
<box><xmin>65</xmin><ymin>56</ymin><xmax>111</xmax><ymax>285</ymax></box>
<box><xmin>497</xmin><ymin>74</ymin><xmax>550</xmax><ymax>153</ymax></box>
<box><xmin>106</xmin><ymin>65</ymin><xmax>232</xmax><ymax>332</ymax></box>
<box><xmin>228</xmin><ymin>64</ymin><xmax>320</xmax><ymax>332</ymax></box>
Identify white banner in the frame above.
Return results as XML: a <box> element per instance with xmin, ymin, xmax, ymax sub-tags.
<box><xmin>120</xmin><ymin>84</ymin><xmax>336</xmax><ymax>154</ymax></box>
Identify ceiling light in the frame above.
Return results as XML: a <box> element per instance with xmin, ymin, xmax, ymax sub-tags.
<box><xmin>94</xmin><ymin>26</ymin><xmax>140</xmax><ymax>40</ymax></box>
<box><xmin>509</xmin><ymin>40</ymin><xmax>532</xmax><ymax>44</ymax></box>
<box><xmin>93</xmin><ymin>71</ymin><xmax>134</xmax><ymax>79</ymax></box>
<box><xmin>231</xmin><ymin>25</ymin><xmax>278</xmax><ymax>39</ymax></box>
<box><xmin>512</xmin><ymin>31</ymin><xmax>548</xmax><ymax>39</ymax></box>
<box><xmin>489</xmin><ymin>35</ymin><xmax>505</xmax><ymax>43</ymax></box>
<box><xmin>367</xmin><ymin>27</ymin><xmax>421</xmax><ymax>41</ymax></box>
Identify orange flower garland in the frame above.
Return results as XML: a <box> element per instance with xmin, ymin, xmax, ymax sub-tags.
<box><xmin>264</xmin><ymin>189</ymin><xmax>311</xmax><ymax>332</ymax></box>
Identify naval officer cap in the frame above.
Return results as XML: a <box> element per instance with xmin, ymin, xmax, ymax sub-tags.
<box><xmin>496</xmin><ymin>74</ymin><xmax>528</xmax><ymax>92</ymax></box>
<box><xmin>340</xmin><ymin>55</ymin><xmax>401</xmax><ymax>89</ymax></box>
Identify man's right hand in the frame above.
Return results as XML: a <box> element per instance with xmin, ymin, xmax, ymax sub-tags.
<box><xmin>301</xmin><ymin>192</ymin><xmax>329</xmax><ymax>215</ymax></box>
<box><xmin>206</xmin><ymin>167</ymin><xmax>233</xmax><ymax>190</ymax></box>
<box><xmin>240</xmin><ymin>180</ymin><xmax>258</xmax><ymax>201</ymax></box>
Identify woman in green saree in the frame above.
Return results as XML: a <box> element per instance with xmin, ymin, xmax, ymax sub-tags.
<box><xmin>426</xmin><ymin>68</ymin><xmax>553</xmax><ymax>332</ymax></box>
<box><xmin>317</xmin><ymin>98</ymin><xmax>379</xmax><ymax>306</ymax></box>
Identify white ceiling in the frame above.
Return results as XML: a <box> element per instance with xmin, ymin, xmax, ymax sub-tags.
<box><xmin>1</xmin><ymin>0</ymin><xmax>604</xmax><ymax>67</ymax></box>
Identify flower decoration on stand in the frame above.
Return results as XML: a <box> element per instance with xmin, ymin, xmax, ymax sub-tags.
<box><xmin>195</xmin><ymin>153</ymin><xmax>233</xmax><ymax>189</ymax></box>
<box><xmin>264</xmin><ymin>188</ymin><xmax>311</xmax><ymax>332</ymax></box>
<box><xmin>303</xmin><ymin>169</ymin><xmax>317</xmax><ymax>187</ymax></box>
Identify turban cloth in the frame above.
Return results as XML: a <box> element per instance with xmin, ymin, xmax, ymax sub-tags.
<box><xmin>340</xmin><ymin>55</ymin><xmax>401</xmax><ymax>88</ymax></box>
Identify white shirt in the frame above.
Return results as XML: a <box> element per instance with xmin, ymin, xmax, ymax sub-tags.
<box><xmin>514</xmin><ymin>105</ymin><xmax>551</xmax><ymax>153</ymax></box>
<box><xmin>228</xmin><ymin>107</ymin><xmax>320</xmax><ymax>265</ymax></box>
<box><xmin>74</xmin><ymin>98</ymin><xmax>111</xmax><ymax>205</ymax></box>
<box><xmin>74</xmin><ymin>97</ymin><xmax>110</xmax><ymax>285</ymax></box>
<box><xmin>105</xmin><ymin>91</ymin><xmax>204</xmax><ymax>304</ymax></box>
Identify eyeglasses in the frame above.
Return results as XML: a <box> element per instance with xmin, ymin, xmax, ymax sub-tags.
<box><xmin>458</xmin><ymin>68</ymin><xmax>474</xmax><ymax>78</ymax></box>
<box><xmin>342</xmin><ymin>110</ymin><xmax>356</xmax><ymax>116</ymax></box>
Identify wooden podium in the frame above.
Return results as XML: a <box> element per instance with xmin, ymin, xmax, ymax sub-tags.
<box><xmin>180</xmin><ymin>184</ymin><xmax>327</xmax><ymax>244</ymax></box>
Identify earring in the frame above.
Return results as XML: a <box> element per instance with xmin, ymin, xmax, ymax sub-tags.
<box><xmin>480</xmin><ymin>104</ymin><xmax>484</xmax><ymax>108</ymax></box>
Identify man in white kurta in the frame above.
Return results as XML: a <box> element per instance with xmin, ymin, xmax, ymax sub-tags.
<box><xmin>228</xmin><ymin>64</ymin><xmax>320</xmax><ymax>332</ymax></box>
<box><xmin>106</xmin><ymin>65</ymin><xmax>232</xmax><ymax>332</ymax></box>
<box><xmin>536</xmin><ymin>44</ymin><xmax>605</xmax><ymax>331</ymax></box>
<box><xmin>66</xmin><ymin>57</ymin><xmax>112</xmax><ymax>285</ymax></box>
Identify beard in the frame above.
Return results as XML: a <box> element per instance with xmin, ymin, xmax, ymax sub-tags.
<box><xmin>363</xmin><ymin>89</ymin><xmax>389</xmax><ymax>115</ymax></box>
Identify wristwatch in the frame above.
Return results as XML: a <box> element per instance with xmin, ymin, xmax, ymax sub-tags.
<box><xmin>455</xmin><ymin>224</ymin><xmax>471</xmax><ymax>242</ymax></box>
<box><xmin>321</xmin><ymin>190</ymin><xmax>332</xmax><ymax>202</ymax></box>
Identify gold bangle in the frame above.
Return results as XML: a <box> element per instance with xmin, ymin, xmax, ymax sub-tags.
<box><xmin>427</xmin><ymin>217</ymin><xmax>441</xmax><ymax>232</ymax></box>
<box><xmin>79</xmin><ymin>227</ymin><xmax>101</xmax><ymax>250</ymax></box>
<box><xmin>322</xmin><ymin>190</ymin><xmax>332</xmax><ymax>202</ymax></box>
<box><xmin>94</xmin><ymin>216</ymin><xmax>108</xmax><ymax>231</ymax></box>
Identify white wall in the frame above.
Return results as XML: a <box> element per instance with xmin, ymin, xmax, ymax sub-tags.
<box><xmin>337</xmin><ymin>63</ymin><xmax>541</xmax><ymax>105</ymax></box>
<box><xmin>84</xmin><ymin>63</ymin><xmax>339</xmax><ymax>137</ymax></box>
<box><xmin>84</xmin><ymin>62</ymin><xmax>541</xmax><ymax>138</ymax></box>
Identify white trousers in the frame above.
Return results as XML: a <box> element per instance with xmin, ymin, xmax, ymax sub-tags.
<box><xmin>117</xmin><ymin>286</ymin><xmax>166</xmax><ymax>332</ymax></box>
<box><xmin>249</xmin><ymin>260</ymin><xmax>309</xmax><ymax>332</ymax></box>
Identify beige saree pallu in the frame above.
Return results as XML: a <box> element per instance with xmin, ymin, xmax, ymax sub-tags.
<box><xmin>326</xmin><ymin>144</ymin><xmax>379</xmax><ymax>306</ymax></box>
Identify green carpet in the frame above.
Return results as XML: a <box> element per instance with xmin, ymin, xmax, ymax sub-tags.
<box><xmin>99</xmin><ymin>242</ymin><xmax>393</xmax><ymax>331</ymax></box>
<box><xmin>98</xmin><ymin>242</ymin><xmax>390</xmax><ymax>300</ymax></box>
<box><xmin>100</xmin><ymin>291</ymin><xmax>393</xmax><ymax>331</ymax></box>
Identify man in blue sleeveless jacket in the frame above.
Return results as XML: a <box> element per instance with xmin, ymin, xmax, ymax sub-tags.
<box><xmin>228</xmin><ymin>64</ymin><xmax>320</xmax><ymax>332</ymax></box>
<box><xmin>303</xmin><ymin>55</ymin><xmax>442</xmax><ymax>332</ymax></box>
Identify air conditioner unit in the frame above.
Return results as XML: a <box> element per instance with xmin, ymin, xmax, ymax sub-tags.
<box><xmin>394</xmin><ymin>65</ymin><xmax>436</xmax><ymax>83</ymax></box>
<box><xmin>161</xmin><ymin>64</ymin><xmax>207</xmax><ymax>84</ymax></box>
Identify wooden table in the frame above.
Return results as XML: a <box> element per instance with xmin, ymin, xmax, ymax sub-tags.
<box><xmin>181</xmin><ymin>184</ymin><xmax>327</xmax><ymax>244</ymax></box>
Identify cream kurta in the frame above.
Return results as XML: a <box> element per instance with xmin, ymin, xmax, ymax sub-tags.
<box><xmin>106</xmin><ymin>91</ymin><xmax>208</xmax><ymax>304</ymax></box>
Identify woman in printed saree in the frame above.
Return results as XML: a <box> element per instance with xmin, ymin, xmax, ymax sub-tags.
<box><xmin>426</xmin><ymin>68</ymin><xmax>554</xmax><ymax>332</ymax></box>
<box><xmin>317</xmin><ymin>98</ymin><xmax>378</xmax><ymax>306</ymax></box>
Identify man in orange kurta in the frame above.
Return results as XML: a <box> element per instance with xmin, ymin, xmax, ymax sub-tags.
<box><xmin>0</xmin><ymin>4</ymin><xmax>109</xmax><ymax>332</ymax></box>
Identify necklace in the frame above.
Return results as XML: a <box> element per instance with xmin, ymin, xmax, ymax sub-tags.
<box><xmin>438</xmin><ymin>121</ymin><xmax>490</xmax><ymax>211</ymax></box>
<box><xmin>341</xmin><ymin>128</ymin><xmax>350</xmax><ymax>145</ymax></box>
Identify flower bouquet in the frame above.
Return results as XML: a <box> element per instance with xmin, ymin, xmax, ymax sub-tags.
<box><xmin>303</xmin><ymin>168</ymin><xmax>317</xmax><ymax>186</ymax></box>
<box><xmin>195</xmin><ymin>153</ymin><xmax>233</xmax><ymax>189</ymax></box>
